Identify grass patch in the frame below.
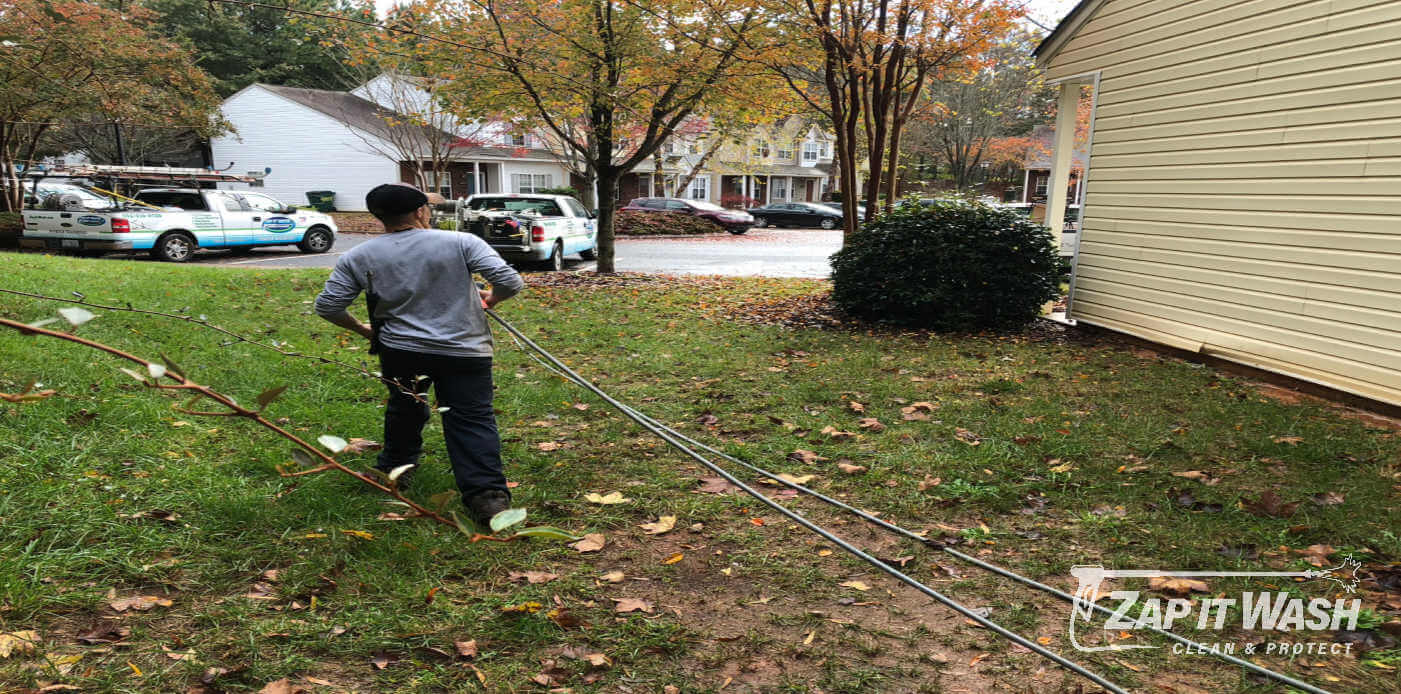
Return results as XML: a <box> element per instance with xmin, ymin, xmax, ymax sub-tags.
<box><xmin>1</xmin><ymin>253</ymin><xmax>1398</xmax><ymax>693</ymax></box>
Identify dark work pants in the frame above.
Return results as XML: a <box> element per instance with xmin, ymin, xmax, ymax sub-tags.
<box><xmin>376</xmin><ymin>346</ymin><xmax>508</xmax><ymax>499</ymax></box>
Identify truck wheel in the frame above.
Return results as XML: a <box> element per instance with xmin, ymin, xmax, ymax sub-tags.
<box><xmin>543</xmin><ymin>241</ymin><xmax>564</xmax><ymax>272</ymax></box>
<box><xmin>297</xmin><ymin>227</ymin><xmax>334</xmax><ymax>253</ymax></box>
<box><xmin>819</xmin><ymin>217</ymin><xmax>837</xmax><ymax>230</ymax></box>
<box><xmin>579</xmin><ymin>247</ymin><xmax>596</xmax><ymax>260</ymax></box>
<box><xmin>153</xmin><ymin>232</ymin><xmax>197</xmax><ymax>262</ymax></box>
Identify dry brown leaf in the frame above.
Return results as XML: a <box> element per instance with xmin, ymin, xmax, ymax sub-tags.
<box><xmin>1242</xmin><ymin>490</ymin><xmax>1300</xmax><ymax>518</ymax></box>
<box><xmin>839</xmin><ymin>580</ymin><xmax>871</xmax><ymax>592</ymax></box>
<box><xmin>258</xmin><ymin>678</ymin><xmax>310</xmax><ymax>694</ymax></box>
<box><xmin>109</xmin><ymin>595</ymin><xmax>173</xmax><ymax>612</ymax></box>
<box><xmin>599</xmin><ymin>570</ymin><xmax>625</xmax><ymax>583</ymax></box>
<box><xmin>639</xmin><ymin>515</ymin><xmax>677</xmax><ymax>535</ymax></box>
<box><xmin>918</xmin><ymin>475</ymin><xmax>942</xmax><ymax>490</ymax></box>
<box><xmin>1297</xmin><ymin>544</ymin><xmax>1336</xmax><ymax>567</ymax></box>
<box><xmin>583</xmin><ymin>491</ymin><xmax>631</xmax><ymax>505</ymax></box>
<box><xmin>787</xmin><ymin>449</ymin><xmax>828</xmax><ymax>464</ymax></box>
<box><xmin>820</xmin><ymin>425</ymin><xmax>860</xmax><ymax>440</ymax></box>
<box><xmin>612</xmin><ymin>598</ymin><xmax>654</xmax><ymax>613</ymax></box>
<box><xmin>1310</xmin><ymin>491</ymin><xmax>1345</xmax><ymax>506</ymax></box>
<box><xmin>1147</xmin><ymin>576</ymin><xmax>1210</xmax><ymax>596</ymax></box>
<box><xmin>537</xmin><ymin>441</ymin><xmax>563</xmax><ymax>452</ymax></box>
<box><xmin>586</xmin><ymin>653</ymin><xmax>612</xmax><ymax>668</ymax></box>
<box><xmin>1273</xmin><ymin>435</ymin><xmax>1304</xmax><ymax>445</ymax></box>
<box><xmin>570</xmin><ymin>533</ymin><xmax>607</xmax><ymax>553</ymax></box>
<box><xmin>572</xmin><ymin>403</ymin><xmax>590</xmax><ymax>411</ymax></box>
<box><xmin>857</xmin><ymin>417</ymin><xmax>885</xmax><ymax>432</ymax></box>
<box><xmin>0</xmin><ymin>630</ymin><xmax>38</xmax><ymax>658</ymax></box>
<box><xmin>662</xmin><ymin>552</ymin><xmax>684</xmax><ymax>565</ymax></box>
<box><xmin>343</xmin><ymin>438</ymin><xmax>383</xmax><ymax>454</ymax></box>
<box><xmin>837</xmin><ymin>463</ymin><xmax>867</xmax><ymax>475</ymax></box>
<box><xmin>953</xmin><ymin>428</ymin><xmax>982</xmax><ymax>446</ymax></box>
<box><xmin>454</xmin><ymin>640</ymin><xmax>478</xmax><ymax>658</ymax></box>
<box><xmin>847</xmin><ymin>401</ymin><xmax>866</xmax><ymax>413</ymax></box>
<box><xmin>696</xmin><ymin>477</ymin><xmax>738</xmax><ymax>494</ymax></box>
<box><xmin>508</xmin><ymin>571</ymin><xmax>559</xmax><ymax>584</ymax></box>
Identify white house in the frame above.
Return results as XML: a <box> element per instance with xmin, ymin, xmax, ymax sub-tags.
<box><xmin>212</xmin><ymin>78</ymin><xmax>576</xmax><ymax>212</ymax></box>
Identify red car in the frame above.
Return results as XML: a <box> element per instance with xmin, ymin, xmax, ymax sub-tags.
<box><xmin>622</xmin><ymin>197</ymin><xmax>754</xmax><ymax>234</ymax></box>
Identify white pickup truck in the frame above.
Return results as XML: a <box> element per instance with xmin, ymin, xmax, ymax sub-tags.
<box><xmin>21</xmin><ymin>188</ymin><xmax>338</xmax><ymax>262</ymax></box>
<box><xmin>453</xmin><ymin>193</ymin><xmax>598</xmax><ymax>271</ymax></box>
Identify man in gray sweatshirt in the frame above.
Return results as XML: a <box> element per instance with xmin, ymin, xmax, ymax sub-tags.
<box><xmin>314</xmin><ymin>183</ymin><xmax>526</xmax><ymax>528</ymax></box>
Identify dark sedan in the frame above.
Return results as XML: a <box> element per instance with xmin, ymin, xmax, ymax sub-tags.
<box><xmin>621</xmin><ymin>197</ymin><xmax>753</xmax><ymax>234</ymax></box>
<box><xmin>746</xmin><ymin>202</ymin><xmax>842</xmax><ymax>229</ymax></box>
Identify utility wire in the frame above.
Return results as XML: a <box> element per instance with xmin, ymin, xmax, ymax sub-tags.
<box><xmin>489</xmin><ymin>308</ymin><xmax>1334</xmax><ymax>694</ymax></box>
<box><xmin>485</xmin><ymin>308</ymin><xmax>1129</xmax><ymax>694</ymax></box>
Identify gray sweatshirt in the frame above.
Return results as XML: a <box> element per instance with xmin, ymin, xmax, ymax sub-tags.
<box><xmin>314</xmin><ymin>228</ymin><xmax>525</xmax><ymax>357</ymax></box>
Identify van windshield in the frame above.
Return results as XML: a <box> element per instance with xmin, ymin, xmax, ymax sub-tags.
<box><xmin>467</xmin><ymin>197</ymin><xmax>562</xmax><ymax>216</ymax></box>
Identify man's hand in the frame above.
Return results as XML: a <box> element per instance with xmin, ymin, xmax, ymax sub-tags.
<box><xmin>324</xmin><ymin>310</ymin><xmax>373</xmax><ymax>340</ymax></box>
<box><xmin>481</xmin><ymin>289</ymin><xmax>498</xmax><ymax>309</ymax></box>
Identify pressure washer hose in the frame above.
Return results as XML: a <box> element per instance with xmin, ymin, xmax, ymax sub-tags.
<box><xmin>487</xmin><ymin>308</ymin><xmax>1334</xmax><ymax>694</ymax></box>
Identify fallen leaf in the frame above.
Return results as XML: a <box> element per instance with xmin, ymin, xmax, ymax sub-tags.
<box><xmin>500</xmin><ymin>602</ymin><xmax>543</xmax><ymax>614</ymax></box>
<box><xmin>0</xmin><ymin>630</ymin><xmax>39</xmax><ymax>658</ymax></box>
<box><xmin>953</xmin><ymin>428</ymin><xmax>982</xmax><ymax>446</ymax></box>
<box><xmin>340</xmin><ymin>529</ymin><xmax>375</xmax><ymax>541</ymax></box>
<box><xmin>537</xmin><ymin>441</ymin><xmax>563</xmax><ymax>451</ymax></box>
<box><xmin>258</xmin><ymin>678</ymin><xmax>311</xmax><ymax>694</ymax></box>
<box><xmin>696</xmin><ymin>413</ymin><xmax>720</xmax><ymax>426</ymax></box>
<box><xmin>454</xmin><ymin>640</ymin><xmax>478</xmax><ymax>658</ymax></box>
<box><xmin>837</xmin><ymin>463</ymin><xmax>866</xmax><ymax>475</ymax></box>
<box><xmin>583</xmin><ymin>491</ymin><xmax>631</xmax><ymax>505</ymax></box>
<box><xmin>612</xmin><ymin>598</ymin><xmax>654</xmax><ymax>613</ymax></box>
<box><xmin>696</xmin><ymin>477</ymin><xmax>738</xmax><ymax>494</ymax></box>
<box><xmin>847</xmin><ymin>401</ymin><xmax>865</xmax><ymax>413</ymax></box>
<box><xmin>839</xmin><ymin>580</ymin><xmax>871</xmax><ymax>592</ymax></box>
<box><xmin>1273</xmin><ymin>435</ymin><xmax>1304</xmax><ymax>445</ymax></box>
<box><xmin>772</xmin><ymin>473</ymin><xmax>814</xmax><ymax>485</ymax></box>
<box><xmin>1171</xmin><ymin>470</ymin><xmax>1215</xmax><ymax>484</ymax></box>
<box><xmin>918</xmin><ymin>475</ymin><xmax>942</xmax><ymax>490</ymax></box>
<box><xmin>109</xmin><ymin>595</ymin><xmax>173</xmax><ymax>612</ymax></box>
<box><xmin>1242</xmin><ymin>490</ymin><xmax>1300</xmax><ymax>518</ymax></box>
<box><xmin>569</xmin><ymin>533</ymin><xmax>606</xmax><ymax>553</ymax></box>
<box><xmin>508</xmin><ymin>571</ymin><xmax>558</xmax><ymax>584</ymax></box>
<box><xmin>787</xmin><ymin>450</ymin><xmax>828</xmax><ymax>464</ymax></box>
<box><xmin>1148</xmin><ymin>576</ymin><xmax>1210</xmax><ymax>596</ymax></box>
<box><xmin>572</xmin><ymin>403</ymin><xmax>590</xmax><ymax>411</ymax></box>
<box><xmin>662</xmin><ymin>552</ymin><xmax>684</xmax><ymax>564</ymax></box>
<box><xmin>586</xmin><ymin>653</ymin><xmax>612</xmax><ymax>668</ymax></box>
<box><xmin>547</xmin><ymin>608</ymin><xmax>588</xmax><ymax>630</ymax></box>
<box><xmin>369</xmin><ymin>652</ymin><xmax>394</xmax><ymax>670</ymax></box>
<box><xmin>599</xmin><ymin>570</ymin><xmax>625</xmax><ymax>583</ymax></box>
<box><xmin>1297</xmin><ymin>544</ymin><xmax>1336</xmax><ymax>567</ymax></box>
<box><xmin>856</xmin><ymin>417</ymin><xmax>885</xmax><ymax>432</ymax></box>
<box><xmin>639</xmin><ymin>515</ymin><xmax>677</xmax><ymax>535</ymax></box>
<box><xmin>820</xmin><ymin>425</ymin><xmax>859</xmax><ymax>440</ymax></box>
<box><xmin>1310</xmin><ymin>491</ymin><xmax>1345</xmax><ymax>506</ymax></box>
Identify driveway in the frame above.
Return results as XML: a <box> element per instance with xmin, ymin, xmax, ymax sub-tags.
<box><xmin>140</xmin><ymin>229</ymin><xmax>843</xmax><ymax>278</ymax></box>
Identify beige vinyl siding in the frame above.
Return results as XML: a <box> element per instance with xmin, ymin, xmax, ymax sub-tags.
<box><xmin>1042</xmin><ymin>0</ymin><xmax>1401</xmax><ymax>405</ymax></box>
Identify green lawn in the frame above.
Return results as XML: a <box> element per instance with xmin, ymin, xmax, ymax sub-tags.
<box><xmin>1</xmin><ymin>253</ymin><xmax>1398</xmax><ymax>693</ymax></box>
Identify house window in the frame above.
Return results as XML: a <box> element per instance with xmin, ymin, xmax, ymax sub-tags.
<box><xmin>777</xmin><ymin>143</ymin><xmax>794</xmax><ymax>160</ymax></box>
<box><xmin>772</xmin><ymin>176</ymin><xmax>788</xmax><ymax>201</ymax></box>
<box><xmin>820</xmin><ymin>141</ymin><xmax>831</xmax><ymax>158</ymax></box>
<box><xmin>802</xmin><ymin>142</ymin><xmax>821</xmax><ymax>163</ymax></box>
<box><xmin>688</xmin><ymin>176</ymin><xmax>709</xmax><ymax>201</ymax></box>
<box><xmin>688</xmin><ymin>139</ymin><xmax>703</xmax><ymax>155</ymax></box>
<box><xmin>1034</xmin><ymin>173</ymin><xmax>1048</xmax><ymax>199</ymax></box>
<box><xmin>425</xmin><ymin>170</ymin><xmax>452</xmax><ymax>197</ymax></box>
<box><xmin>503</xmin><ymin>133</ymin><xmax>531</xmax><ymax>147</ymax></box>
<box><xmin>752</xmin><ymin>141</ymin><xmax>770</xmax><ymax>158</ymax></box>
<box><xmin>511</xmin><ymin>173</ymin><xmax>553</xmax><ymax>194</ymax></box>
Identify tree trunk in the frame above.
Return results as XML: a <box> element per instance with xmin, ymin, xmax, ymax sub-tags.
<box><xmin>884</xmin><ymin>123</ymin><xmax>902</xmax><ymax>211</ymax></box>
<box><xmin>594</xmin><ymin>169</ymin><xmax>618</xmax><ymax>273</ymax></box>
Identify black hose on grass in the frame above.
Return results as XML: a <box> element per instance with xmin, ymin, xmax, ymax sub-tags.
<box><xmin>489</xmin><ymin>309</ymin><xmax>1335</xmax><ymax>694</ymax></box>
<box><xmin>486</xmin><ymin>309</ymin><xmax>1131</xmax><ymax>694</ymax></box>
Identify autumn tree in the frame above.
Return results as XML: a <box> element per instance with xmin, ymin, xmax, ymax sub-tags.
<box><xmin>762</xmin><ymin>0</ymin><xmax>1021</xmax><ymax>233</ymax></box>
<box><xmin>380</xmin><ymin>0</ymin><xmax>786</xmax><ymax>272</ymax></box>
<box><xmin>906</xmin><ymin>30</ymin><xmax>1055</xmax><ymax>190</ymax></box>
<box><xmin>0</xmin><ymin>0</ymin><xmax>224</xmax><ymax>211</ymax></box>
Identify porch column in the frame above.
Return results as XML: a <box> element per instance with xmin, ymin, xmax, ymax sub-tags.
<box><xmin>471</xmin><ymin>161</ymin><xmax>479</xmax><ymax>196</ymax></box>
<box><xmin>1021</xmin><ymin>167</ymin><xmax>1031</xmax><ymax>204</ymax></box>
<box><xmin>1045</xmin><ymin>82</ymin><xmax>1080</xmax><ymax>248</ymax></box>
<box><xmin>765</xmin><ymin>175</ymin><xmax>771</xmax><ymax>204</ymax></box>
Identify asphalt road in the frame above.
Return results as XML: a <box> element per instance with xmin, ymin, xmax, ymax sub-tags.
<box><xmin>154</xmin><ymin>229</ymin><xmax>843</xmax><ymax>278</ymax></box>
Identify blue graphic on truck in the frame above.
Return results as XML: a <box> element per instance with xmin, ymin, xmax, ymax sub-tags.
<box><xmin>262</xmin><ymin>217</ymin><xmax>297</xmax><ymax>233</ymax></box>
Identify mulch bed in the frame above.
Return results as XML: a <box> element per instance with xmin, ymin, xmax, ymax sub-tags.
<box><xmin>330</xmin><ymin>212</ymin><xmax>383</xmax><ymax>234</ymax></box>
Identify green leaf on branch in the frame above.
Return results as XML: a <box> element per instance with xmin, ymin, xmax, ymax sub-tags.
<box><xmin>290</xmin><ymin>448</ymin><xmax>315</xmax><ymax>467</ymax></box>
<box><xmin>257</xmin><ymin>385</ymin><xmax>288</xmax><ymax>411</ymax></box>
<box><xmin>429</xmin><ymin>491</ymin><xmax>458</xmax><ymax>511</ymax></box>
<box><xmin>119</xmin><ymin>367</ymin><xmax>147</xmax><ymax>383</ymax></box>
<box><xmin>146</xmin><ymin>362</ymin><xmax>167</xmax><ymax>380</ymax></box>
<box><xmin>490</xmin><ymin>508</ymin><xmax>527</xmax><ymax>533</ymax></box>
<box><xmin>511</xmin><ymin>526</ymin><xmax>581</xmax><ymax>542</ymax></box>
<box><xmin>318</xmin><ymin>435</ymin><xmax>348</xmax><ymax>453</ymax></box>
<box><xmin>449</xmin><ymin>511</ymin><xmax>474</xmax><ymax>536</ymax></box>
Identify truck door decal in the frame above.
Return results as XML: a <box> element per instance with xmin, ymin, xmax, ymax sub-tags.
<box><xmin>77</xmin><ymin>215</ymin><xmax>105</xmax><ymax>226</ymax></box>
<box><xmin>262</xmin><ymin>217</ymin><xmax>297</xmax><ymax>233</ymax></box>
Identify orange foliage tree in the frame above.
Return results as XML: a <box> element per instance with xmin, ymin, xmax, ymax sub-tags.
<box><xmin>0</xmin><ymin>0</ymin><xmax>224</xmax><ymax>211</ymax></box>
<box><xmin>763</xmin><ymin>0</ymin><xmax>1022</xmax><ymax>232</ymax></box>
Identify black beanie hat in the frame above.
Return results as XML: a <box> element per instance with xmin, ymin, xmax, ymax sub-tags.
<box><xmin>366</xmin><ymin>183</ymin><xmax>429</xmax><ymax>219</ymax></box>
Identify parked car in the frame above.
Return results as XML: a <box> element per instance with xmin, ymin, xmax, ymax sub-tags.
<box><xmin>823</xmin><ymin>201</ymin><xmax>867</xmax><ymax>219</ymax></box>
<box><xmin>745</xmin><ymin>202</ymin><xmax>843</xmax><ymax>229</ymax></box>
<box><xmin>456</xmin><ymin>193</ymin><xmax>597</xmax><ymax>271</ymax></box>
<box><xmin>20</xmin><ymin>188</ymin><xmax>337</xmax><ymax>261</ymax></box>
<box><xmin>622</xmin><ymin>197</ymin><xmax>753</xmax><ymax>234</ymax></box>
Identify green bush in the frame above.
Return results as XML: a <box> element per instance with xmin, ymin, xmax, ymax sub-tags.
<box><xmin>830</xmin><ymin>198</ymin><xmax>1061</xmax><ymax>331</ymax></box>
<box><xmin>613</xmin><ymin>209</ymin><xmax>719</xmax><ymax>236</ymax></box>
